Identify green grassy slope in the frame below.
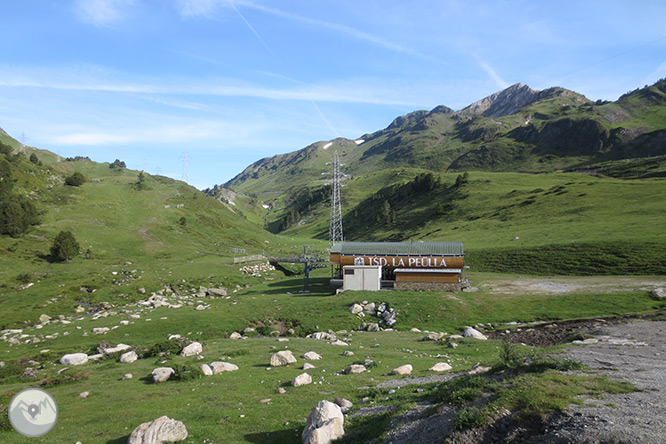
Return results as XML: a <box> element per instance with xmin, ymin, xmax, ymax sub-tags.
<box><xmin>0</xmin><ymin>139</ymin><xmax>319</xmax><ymax>329</ymax></box>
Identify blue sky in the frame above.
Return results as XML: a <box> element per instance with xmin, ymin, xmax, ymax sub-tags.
<box><xmin>1</xmin><ymin>0</ymin><xmax>665</xmax><ymax>189</ymax></box>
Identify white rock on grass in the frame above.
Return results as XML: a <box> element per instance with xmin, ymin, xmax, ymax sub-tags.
<box><xmin>334</xmin><ymin>397</ymin><xmax>353</xmax><ymax>413</ymax></box>
<box><xmin>120</xmin><ymin>351</ymin><xmax>138</xmax><ymax>363</ymax></box>
<box><xmin>302</xmin><ymin>400</ymin><xmax>344</xmax><ymax>444</ymax></box>
<box><xmin>391</xmin><ymin>364</ymin><xmax>413</xmax><ymax>375</ymax></box>
<box><xmin>152</xmin><ymin>367</ymin><xmax>175</xmax><ymax>383</ymax></box>
<box><xmin>292</xmin><ymin>372</ymin><xmax>312</xmax><ymax>387</ymax></box>
<box><xmin>123</xmin><ymin>373</ymin><xmax>133</xmax><ymax>380</ymax></box>
<box><xmin>180</xmin><ymin>342</ymin><xmax>202</xmax><ymax>357</ymax></box>
<box><xmin>199</xmin><ymin>364</ymin><xmax>213</xmax><ymax>376</ymax></box>
<box><xmin>229</xmin><ymin>332</ymin><xmax>242</xmax><ymax>340</ymax></box>
<box><xmin>60</xmin><ymin>353</ymin><xmax>89</xmax><ymax>366</ymax></box>
<box><xmin>92</xmin><ymin>327</ymin><xmax>110</xmax><ymax>334</ymax></box>
<box><xmin>429</xmin><ymin>362</ymin><xmax>453</xmax><ymax>372</ymax></box>
<box><xmin>330</xmin><ymin>340</ymin><xmax>349</xmax><ymax>346</ymax></box>
<box><xmin>303</xmin><ymin>363</ymin><xmax>316</xmax><ymax>370</ymax></box>
<box><xmin>128</xmin><ymin>416</ymin><xmax>188</xmax><ymax>444</ymax></box>
<box><xmin>209</xmin><ymin>362</ymin><xmax>239</xmax><ymax>374</ymax></box>
<box><xmin>652</xmin><ymin>288</ymin><xmax>666</xmax><ymax>298</ymax></box>
<box><xmin>349</xmin><ymin>304</ymin><xmax>363</xmax><ymax>315</ymax></box>
<box><xmin>270</xmin><ymin>350</ymin><xmax>297</xmax><ymax>367</ymax></box>
<box><xmin>302</xmin><ymin>351</ymin><xmax>322</xmax><ymax>360</ymax></box>
<box><xmin>344</xmin><ymin>364</ymin><xmax>366</xmax><ymax>374</ymax></box>
<box><xmin>463</xmin><ymin>327</ymin><xmax>488</xmax><ymax>340</ymax></box>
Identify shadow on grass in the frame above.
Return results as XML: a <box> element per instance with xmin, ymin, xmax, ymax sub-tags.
<box><xmin>263</xmin><ymin>278</ymin><xmax>336</xmax><ymax>297</ymax></box>
<box><xmin>106</xmin><ymin>434</ymin><xmax>130</xmax><ymax>444</ymax></box>
<box><xmin>245</xmin><ymin>426</ymin><xmax>302</xmax><ymax>444</ymax></box>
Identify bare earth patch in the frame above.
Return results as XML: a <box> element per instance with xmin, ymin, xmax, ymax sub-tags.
<box><xmin>480</xmin><ymin>276</ymin><xmax>666</xmax><ymax>296</ymax></box>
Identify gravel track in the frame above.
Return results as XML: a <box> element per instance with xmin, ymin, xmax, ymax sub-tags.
<box><xmin>373</xmin><ymin>319</ymin><xmax>666</xmax><ymax>444</ymax></box>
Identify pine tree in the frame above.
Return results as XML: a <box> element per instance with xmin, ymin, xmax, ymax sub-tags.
<box><xmin>50</xmin><ymin>230</ymin><xmax>80</xmax><ymax>262</ymax></box>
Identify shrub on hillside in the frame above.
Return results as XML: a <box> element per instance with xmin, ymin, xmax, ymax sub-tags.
<box><xmin>65</xmin><ymin>172</ymin><xmax>86</xmax><ymax>186</ymax></box>
<box><xmin>50</xmin><ymin>230</ymin><xmax>80</xmax><ymax>262</ymax></box>
<box><xmin>0</xmin><ymin>196</ymin><xmax>39</xmax><ymax>237</ymax></box>
<box><xmin>109</xmin><ymin>159</ymin><xmax>126</xmax><ymax>169</ymax></box>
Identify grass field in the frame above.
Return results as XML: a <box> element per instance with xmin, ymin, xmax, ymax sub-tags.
<box><xmin>1</xmin><ymin>269</ymin><xmax>664</xmax><ymax>443</ymax></box>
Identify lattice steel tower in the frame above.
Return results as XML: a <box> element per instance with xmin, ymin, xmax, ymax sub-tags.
<box><xmin>329</xmin><ymin>151</ymin><xmax>344</xmax><ymax>244</ymax></box>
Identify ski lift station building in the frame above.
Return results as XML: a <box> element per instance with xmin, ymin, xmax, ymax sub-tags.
<box><xmin>330</xmin><ymin>242</ymin><xmax>465</xmax><ymax>291</ymax></box>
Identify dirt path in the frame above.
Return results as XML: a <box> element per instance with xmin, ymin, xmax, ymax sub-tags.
<box><xmin>480</xmin><ymin>276</ymin><xmax>666</xmax><ymax>296</ymax></box>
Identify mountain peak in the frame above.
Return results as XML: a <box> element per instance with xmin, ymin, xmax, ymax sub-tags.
<box><xmin>458</xmin><ymin>83</ymin><xmax>539</xmax><ymax>119</ymax></box>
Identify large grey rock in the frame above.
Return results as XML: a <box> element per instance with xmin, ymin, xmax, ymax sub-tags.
<box><xmin>292</xmin><ymin>372</ymin><xmax>312</xmax><ymax>387</ymax></box>
<box><xmin>463</xmin><ymin>327</ymin><xmax>488</xmax><ymax>340</ymax></box>
<box><xmin>651</xmin><ymin>288</ymin><xmax>666</xmax><ymax>298</ymax></box>
<box><xmin>420</xmin><ymin>332</ymin><xmax>446</xmax><ymax>342</ymax></box>
<box><xmin>366</xmin><ymin>323</ymin><xmax>380</xmax><ymax>332</ymax></box>
<box><xmin>152</xmin><ymin>367</ymin><xmax>174</xmax><ymax>383</ymax></box>
<box><xmin>209</xmin><ymin>361</ymin><xmax>239</xmax><ymax>374</ymax></box>
<box><xmin>303</xmin><ymin>351</ymin><xmax>322</xmax><ymax>360</ymax></box>
<box><xmin>60</xmin><ymin>353</ymin><xmax>89</xmax><ymax>366</ymax></box>
<box><xmin>180</xmin><ymin>342</ymin><xmax>202</xmax><ymax>357</ymax></box>
<box><xmin>364</xmin><ymin>302</ymin><xmax>376</xmax><ymax>315</ymax></box>
<box><xmin>120</xmin><ymin>351</ymin><xmax>138</xmax><ymax>363</ymax></box>
<box><xmin>128</xmin><ymin>415</ymin><xmax>188</xmax><ymax>444</ymax></box>
<box><xmin>343</xmin><ymin>364</ymin><xmax>366</xmax><ymax>374</ymax></box>
<box><xmin>430</xmin><ymin>362</ymin><xmax>453</xmax><ymax>372</ymax></box>
<box><xmin>302</xmin><ymin>400</ymin><xmax>344</xmax><ymax>444</ymax></box>
<box><xmin>391</xmin><ymin>364</ymin><xmax>413</xmax><ymax>375</ymax></box>
<box><xmin>199</xmin><ymin>364</ymin><xmax>213</xmax><ymax>376</ymax></box>
<box><xmin>270</xmin><ymin>350</ymin><xmax>297</xmax><ymax>367</ymax></box>
<box><xmin>349</xmin><ymin>304</ymin><xmax>363</xmax><ymax>315</ymax></box>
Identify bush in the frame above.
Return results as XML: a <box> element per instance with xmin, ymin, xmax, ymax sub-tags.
<box><xmin>29</xmin><ymin>153</ymin><xmax>39</xmax><ymax>164</ymax></box>
<box><xmin>0</xmin><ymin>196</ymin><xmax>39</xmax><ymax>237</ymax></box>
<box><xmin>109</xmin><ymin>159</ymin><xmax>126</xmax><ymax>169</ymax></box>
<box><xmin>50</xmin><ymin>230</ymin><xmax>80</xmax><ymax>261</ymax></box>
<box><xmin>65</xmin><ymin>172</ymin><xmax>86</xmax><ymax>186</ymax></box>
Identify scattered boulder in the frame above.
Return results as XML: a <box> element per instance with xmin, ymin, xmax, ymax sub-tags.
<box><xmin>209</xmin><ymin>362</ymin><xmax>239</xmax><ymax>374</ymax></box>
<box><xmin>270</xmin><ymin>350</ymin><xmax>297</xmax><ymax>367</ymax></box>
<box><xmin>344</xmin><ymin>364</ymin><xmax>366</xmax><ymax>374</ymax></box>
<box><xmin>79</xmin><ymin>391</ymin><xmax>90</xmax><ymax>399</ymax></box>
<box><xmin>207</xmin><ymin>287</ymin><xmax>227</xmax><ymax>297</ymax></box>
<box><xmin>420</xmin><ymin>332</ymin><xmax>446</xmax><ymax>342</ymax></box>
<box><xmin>334</xmin><ymin>397</ymin><xmax>353</xmax><ymax>413</ymax></box>
<box><xmin>366</xmin><ymin>323</ymin><xmax>381</xmax><ymax>332</ymax></box>
<box><xmin>128</xmin><ymin>415</ymin><xmax>188</xmax><ymax>444</ymax></box>
<box><xmin>60</xmin><ymin>353</ymin><xmax>89</xmax><ymax>366</ymax></box>
<box><xmin>152</xmin><ymin>367</ymin><xmax>175</xmax><ymax>383</ymax></box>
<box><xmin>180</xmin><ymin>342</ymin><xmax>202</xmax><ymax>357</ymax></box>
<box><xmin>120</xmin><ymin>351</ymin><xmax>138</xmax><ymax>363</ymax></box>
<box><xmin>229</xmin><ymin>332</ymin><xmax>242</xmax><ymax>340</ymax></box>
<box><xmin>330</xmin><ymin>340</ymin><xmax>349</xmax><ymax>346</ymax></box>
<box><xmin>100</xmin><ymin>343</ymin><xmax>131</xmax><ymax>354</ymax></box>
<box><xmin>39</xmin><ymin>314</ymin><xmax>51</xmax><ymax>324</ymax></box>
<box><xmin>199</xmin><ymin>364</ymin><xmax>213</xmax><ymax>376</ymax></box>
<box><xmin>22</xmin><ymin>368</ymin><xmax>37</xmax><ymax>378</ymax></box>
<box><xmin>349</xmin><ymin>304</ymin><xmax>363</xmax><ymax>315</ymax></box>
<box><xmin>123</xmin><ymin>373</ymin><xmax>133</xmax><ymax>380</ymax></box>
<box><xmin>651</xmin><ymin>288</ymin><xmax>666</xmax><ymax>298</ymax></box>
<box><xmin>292</xmin><ymin>372</ymin><xmax>313</xmax><ymax>387</ymax></box>
<box><xmin>391</xmin><ymin>364</ymin><xmax>413</xmax><ymax>375</ymax></box>
<box><xmin>429</xmin><ymin>362</ymin><xmax>453</xmax><ymax>372</ymax></box>
<box><xmin>364</xmin><ymin>302</ymin><xmax>376</xmax><ymax>315</ymax></box>
<box><xmin>308</xmin><ymin>332</ymin><xmax>335</xmax><ymax>341</ymax></box>
<box><xmin>303</xmin><ymin>351</ymin><xmax>322</xmax><ymax>360</ymax></box>
<box><xmin>303</xmin><ymin>363</ymin><xmax>316</xmax><ymax>370</ymax></box>
<box><xmin>302</xmin><ymin>400</ymin><xmax>344</xmax><ymax>444</ymax></box>
<box><xmin>92</xmin><ymin>327</ymin><xmax>110</xmax><ymax>334</ymax></box>
<box><xmin>463</xmin><ymin>327</ymin><xmax>488</xmax><ymax>340</ymax></box>
<box><xmin>342</xmin><ymin>350</ymin><xmax>354</xmax><ymax>357</ymax></box>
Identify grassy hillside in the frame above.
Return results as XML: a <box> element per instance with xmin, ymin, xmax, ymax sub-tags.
<box><xmin>0</xmin><ymin>137</ymin><xmax>320</xmax><ymax>329</ymax></box>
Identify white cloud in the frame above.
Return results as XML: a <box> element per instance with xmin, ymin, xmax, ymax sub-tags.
<box><xmin>74</xmin><ymin>0</ymin><xmax>136</xmax><ymax>26</ymax></box>
<box><xmin>175</xmin><ymin>0</ymin><xmax>221</xmax><ymax>18</ymax></box>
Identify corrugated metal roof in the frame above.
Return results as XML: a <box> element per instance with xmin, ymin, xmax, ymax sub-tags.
<box><xmin>331</xmin><ymin>242</ymin><xmax>463</xmax><ymax>256</ymax></box>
